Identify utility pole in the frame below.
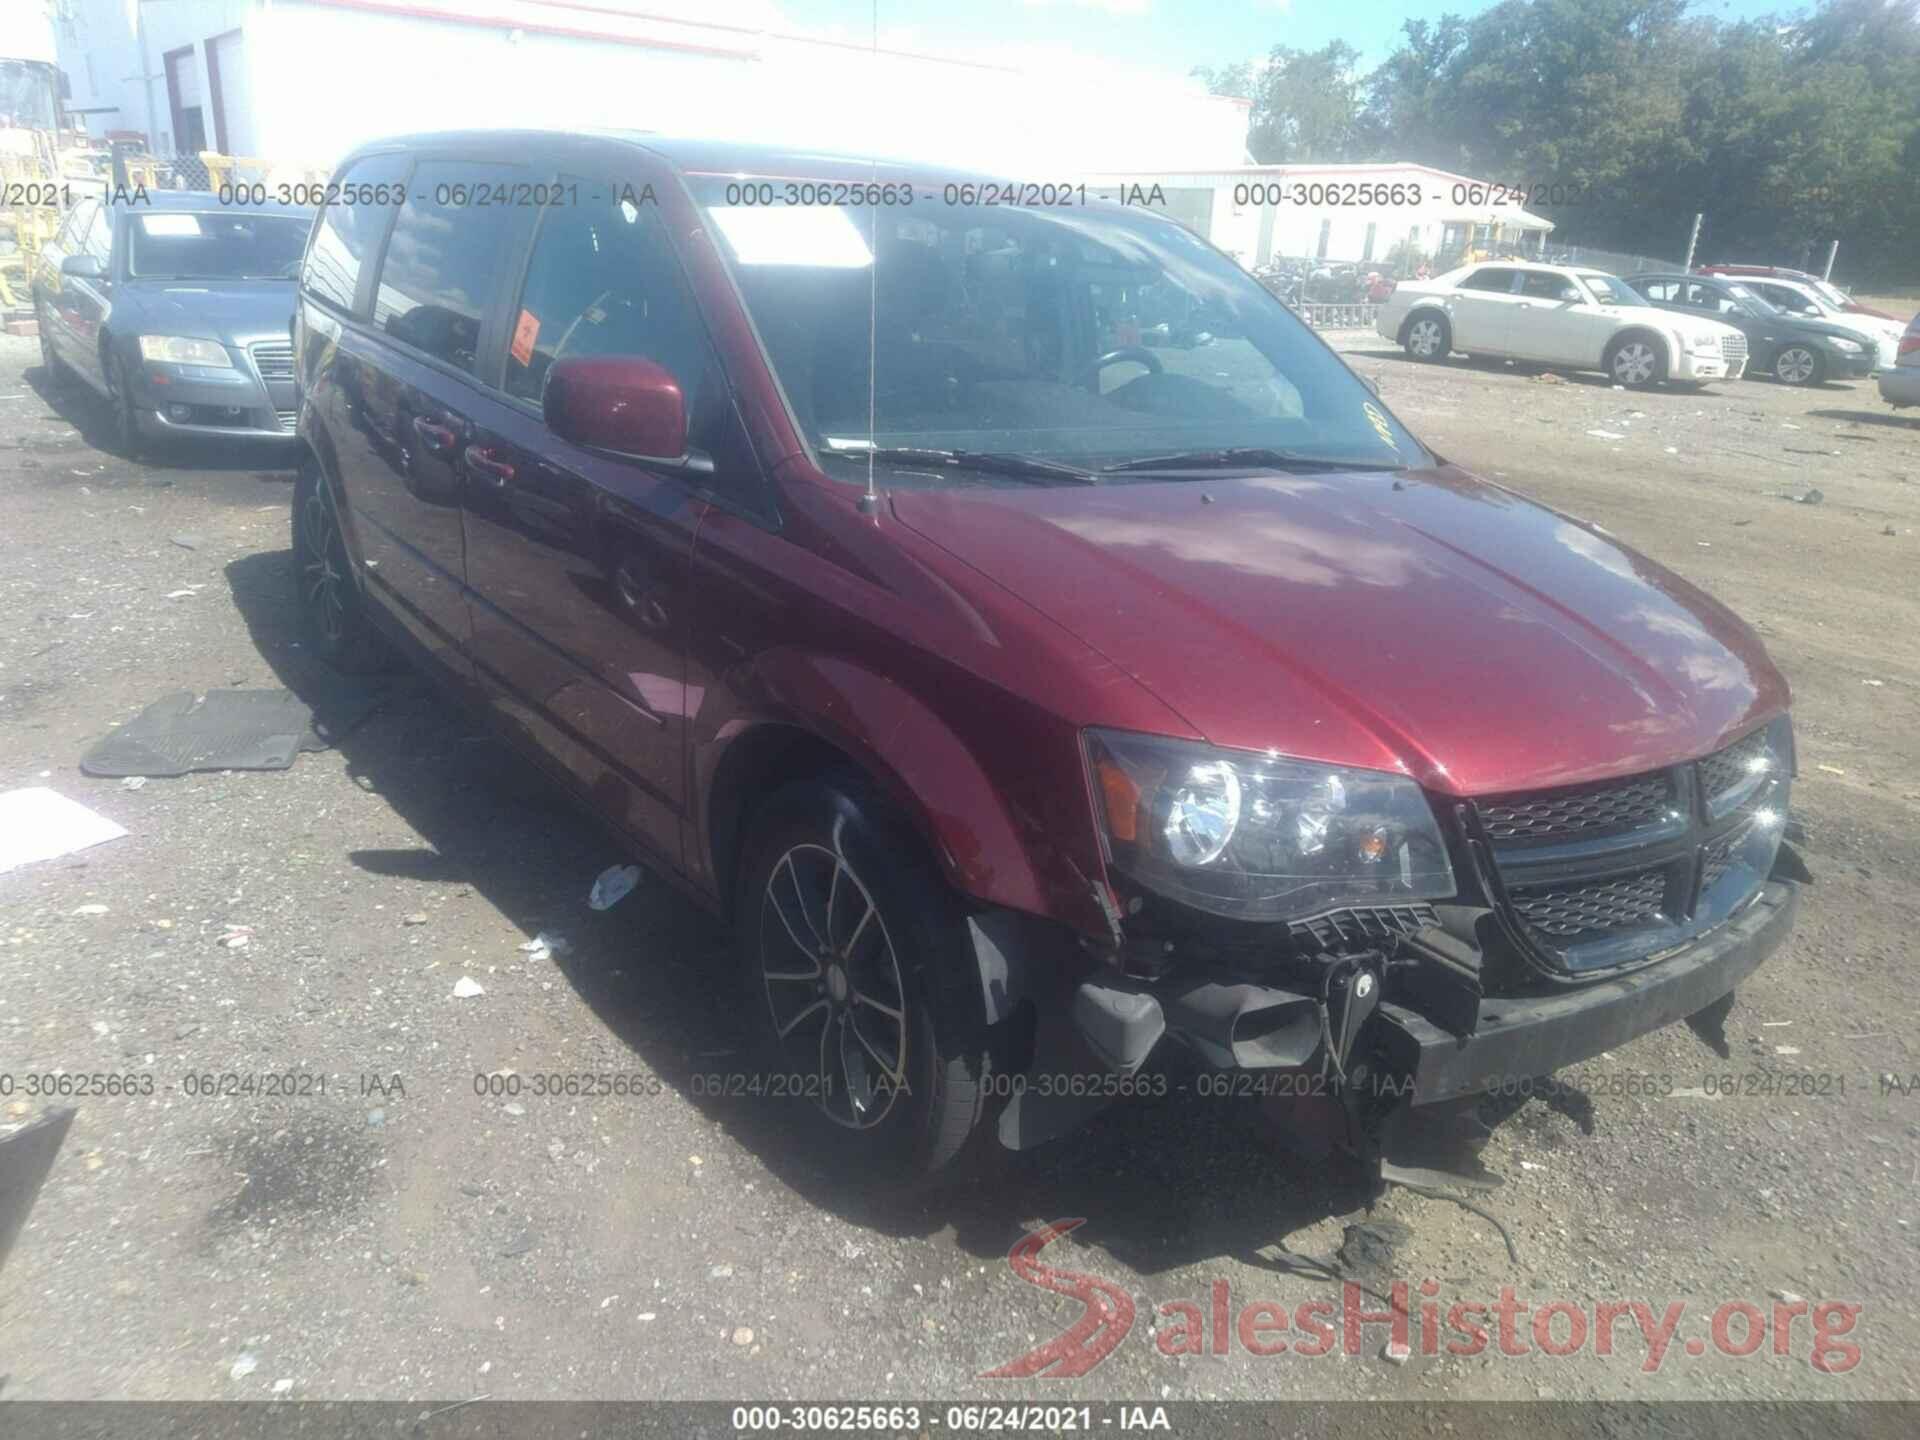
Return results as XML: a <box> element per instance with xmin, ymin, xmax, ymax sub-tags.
<box><xmin>1681</xmin><ymin>212</ymin><xmax>1704</xmax><ymax>272</ymax></box>
<box><xmin>1822</xmin><ymin>240</ymin><xmax>1839</xmax><ymax>282</ymax></box>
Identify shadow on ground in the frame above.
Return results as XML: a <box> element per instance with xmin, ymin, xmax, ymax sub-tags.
<box><xmin>20</xmin><ymin>363</ymin><xmax>300</xmax><ymax>480</ymax></box>
<box><xmin>223</xmin><ymin>546</ymin><xmax>1537</xmax><ymax>1281</ymax></box>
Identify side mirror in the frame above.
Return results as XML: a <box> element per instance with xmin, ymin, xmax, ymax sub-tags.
<box><xmin>543</xmin><ymin>356</ymin><xmax>709</xmax><ymax>472</ymax></box>
<box><xmin>1558</xmin><ymin>285</ymin><xmax>1583</xmax><ymax>302</ymax></box>
<box><xmin>61</xmin><ymin>254</ymin><xmax>104</xmax><ymax>280</ymax></box>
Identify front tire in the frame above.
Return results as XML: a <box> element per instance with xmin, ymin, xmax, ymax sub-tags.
<box><xmin>736</xmin><ymin>774</ymin><xmax>992</xmax><ymax>1182</ymax></box>
<box><xmin>1773</xmin><ymin>345</ymin><xmax>1823</xmax><ymax>387</ymax></box>
<box><xmin>36</xmin><ymin>304</ymin><xmax>65</xmax><ymax>384</ymax></box>
<box><xmin>1605</xmin><ymin>334</ymin><xmax>1666</xmax><ymax>389</ymax></box>
<box><xmin>1403</xmin><ymin>312</ymin><xmax>1451</xmax><ymax>363</ymax></box>
<box><xmin>106</xmin><ymin>348</ymin><xmax>145</xmax><ymax>457</ymax></box>
<box><xmin>292</xmin><ymin>455</ymin><xmax>388</xmax><ymax>672</ymax></box>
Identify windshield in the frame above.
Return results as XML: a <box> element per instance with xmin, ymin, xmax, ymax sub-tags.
<box><xmin>1805</xmin><ymin>277</ymin><xmax>1851</xmax><ymax>307</ymax></box>
<box><xmin>1579</xmin><ymin>273</ymin><xmax>1642</xmax><ymax>305</ymax></box>
<box><xmin>690</xmin><ymin>179</ymin><xmax>1424</xmax><ymax>482</ymax></box>
<box><xmin>127</xmin><ymin>211</ymin><xmax>312</xmax><ymax>281</ymax></box>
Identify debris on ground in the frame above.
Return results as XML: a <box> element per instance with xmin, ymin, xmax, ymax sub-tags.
<box><xmin>1783</xmin><ymin>488</ymin><xmax>1825</xmax><ymax>505</ymax></box>
<box><xmin>519</xmin><ymin>932</ymin><xmax>571</xmax><ymax>961</ymax></box>
<box><xmin>0</xmin><ymin>788</ymin><xmax>128</xmax><ymax>873</ymax></box>
<box><xmin>452</xmin><ymin>976</ymin><xmax>485</xmax><ymax>999</ymax></box>
<box><xmin>588</xmin><ymin>864</ymin><xmax>642</xmax><ymax>911</ymax></box>
<box><xmin>1585</xmin><ymin>429</ymin><xmax>1627</xmax><ymax>440</ymax></box>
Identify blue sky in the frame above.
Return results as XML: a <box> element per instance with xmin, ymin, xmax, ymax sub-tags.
<box><xmin>798</xmin><ymin>0</ymin><xmax>1811</xmax><ymax>80</ymax></box>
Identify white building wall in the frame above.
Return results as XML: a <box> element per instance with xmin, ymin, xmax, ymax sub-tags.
<box><xmin>56</xmin><ymin>0</ymin><xmax>255</xmax><ymax>153</ymax></box>
<box><xmin>54</xmin><ymin>0</ymin><xmax>1248</xmax><ymax>177</ymax></box>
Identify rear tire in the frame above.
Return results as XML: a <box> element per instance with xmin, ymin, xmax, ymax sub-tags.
<box><xmin>1605</xmin><ymin>333</ymin><xmax>1667</xmax><ymax>389</ymax></box>
<box><xmin>735</xmin><ymin>773</ymin><xmax>992</xmax><ymax>1183</ymax></box>
<box><xmin>1773</xmin><ymin>345</ymin><xmax>1823</xmax><ymax>387</ymax></box>
<box><xmin>1403</xmin><ymin>312</ymin><xmax>1451</xmax><ymax>363</ymax></box>
<box><xmin>292</xmin><ymin>455</ymin><xmax>388</xmax><ymax>673</ymax></box>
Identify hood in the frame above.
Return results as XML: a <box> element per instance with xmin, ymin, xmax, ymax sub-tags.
<box><xmin>889</xmin><ymin>466</ymin><xmax>1788</xmax><ymax>796</ymax></box>
<box><xmin>1641</xmin><ymin>305</ymin><xmax>1738</xmax><ymax>342</ymax></box>
<box><xmin>1782</xmin><ymin>315</ymin><xmax>1881</xmax><ymax>346</ymax></box>
<box><xmin>114</xmin><ymin>280</ymin><xmax>296</xmax><ymax>343</ymax></box>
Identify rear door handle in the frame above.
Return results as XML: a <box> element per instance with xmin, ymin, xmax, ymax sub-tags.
<box><xmin>463</xmin><ymin>444</ymin><xmax>515</xmax><ymax>487</ymax></box>
<box><xmin>411</xmin><ymin>416</ymin><xmax>457</xmax><ymax>453</ymax></box>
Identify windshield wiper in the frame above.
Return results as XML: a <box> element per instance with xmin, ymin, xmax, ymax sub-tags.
<box><xmin>823</xmin><ymin>446</ymin><xmax>1098</xmax><ymax>485</ymax></box>
<box><xmin>1101</xmin><ymin>446</ymin><xmax>1405</xmax><ymax>475</ymax></box>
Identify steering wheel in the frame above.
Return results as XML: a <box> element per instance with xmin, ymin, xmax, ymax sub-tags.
<box><xmin>1078</xmin><ymin>345</ymin><xmax>1163</xmax><ymax>389</ymax></box>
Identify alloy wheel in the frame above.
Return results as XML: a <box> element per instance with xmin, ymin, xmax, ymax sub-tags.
<box><xmin>1612</xmin><ymin>342</ymin><xmax>1657</xmax><ymax>386</ymax></box>
<box><xmin>1408</xmin><ymin>318</ymin><xmax>1443</xmax><ymax>357</ymax></box>
<box><xmin>758</xmin><ymin>840</ymin><xmax>909</xmax><ymax>1130</ymax></box>
<box><xmin>1775</xmin><ymin>347</ymin><xmax>1817</xmax><ymax>385</ymax></box>
<box><xmin>300</xmin><ymin>488</ymin><xmax>348</xmax><ymax>647</ymax></box>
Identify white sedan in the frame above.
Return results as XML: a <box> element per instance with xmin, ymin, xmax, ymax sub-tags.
<box><xmin>1730</xmin><ymin>277</ymin><xmax>1904</xmax><ymax>371</ymax></box>
<box><xmin>1377</xmin><ymin>261</ymin><xmax>1748</xmax><ymax>388</ymax></box>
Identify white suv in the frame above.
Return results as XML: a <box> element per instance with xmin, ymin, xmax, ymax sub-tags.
<box><xmin>1378</xmin><ymin>261</ymin><xmax>1748</xmax><ymax>388</ymax></box>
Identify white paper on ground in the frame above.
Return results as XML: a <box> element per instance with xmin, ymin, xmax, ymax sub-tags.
<box><xmin>0</xmin><ymin>787</ymin><xmax>129</xmax><ymax>873</ymax></box>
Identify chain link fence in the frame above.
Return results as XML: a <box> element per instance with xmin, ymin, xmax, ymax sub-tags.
<box><xmin>108</xmin><ymin>147</ymin><xmax>329</xmax><ymax>197</ymax></box>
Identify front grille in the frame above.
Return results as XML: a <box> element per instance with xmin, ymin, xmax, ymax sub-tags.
<box><xmin>1478</xmin><ymin>772</ymin><xmax>1672</xmax><ymax>843</ymax></box>
<box><xmin>1698</xmin><ymin>726</ymin><xmax>1769</xmax><ymax>809</ymax></box>
<box><xmin>275</xmin><ymin>408</ymin><xmax>298</xmax><ymax>433</ymax></box>
<box><xmin>1721</xmin><ymin>333</ymin><xmax>1748</xmax><ymax>365</ymax></box>
<box><xmin>1474</xmin><ymin>721</ymin><xmax>1788</xmax><ymax>971</ymax></box>
<box><xmin>250</xmin><ymin>340</ymin><xmax>295</xmax><ymax>382</ymax></box>
<box><xmin>1508</xmin><ymin>870</ymin><xmax>1667</xmax><ymax>940</ymax></box>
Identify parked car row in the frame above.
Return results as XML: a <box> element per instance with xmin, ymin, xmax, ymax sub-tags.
<box><xmin>1377</xmin><ymin>260</ymin><xmax>1754</xmax><ymax>387</ymax></box>
<box><xmin>1376</xmin><ymin>257</ymin><xmax>1914</xmax><ymax>391</ymax></box>
<box><xmin>247</xmin><ymin>130</ymin><xmax>1803</xmax><ymax>1179</ymax></box>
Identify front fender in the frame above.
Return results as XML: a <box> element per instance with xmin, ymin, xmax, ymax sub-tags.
<box><xmin>727</xmin><ymin>650</ymin><xmax>1052</xmax><ymax>915</ymax></box>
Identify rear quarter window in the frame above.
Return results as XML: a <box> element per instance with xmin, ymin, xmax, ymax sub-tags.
<box><xmin>372</xmin><ymin>160</ymin><xmax>525</xmax><ymax>375</ymax></box>
<box><xmin>301</xmin><ymin>154</ymin><xmax>409</xmax><ymax>315</ymax></box>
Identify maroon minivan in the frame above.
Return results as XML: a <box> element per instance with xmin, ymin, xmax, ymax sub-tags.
<box><xmin>292</xmin><ymin>132</ymin><xmax>1802</xmax><ymax>1178</ymax></box>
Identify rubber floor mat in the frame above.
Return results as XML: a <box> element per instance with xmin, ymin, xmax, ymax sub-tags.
<box><xmin>79</xmin><ymin>684</ymin><xmax>386</xmax><ymax>778</ymax></box>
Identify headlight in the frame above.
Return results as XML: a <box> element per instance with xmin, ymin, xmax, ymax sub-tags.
<box><xmin>1829</xmin><ymin>337</ymin><xmax>1863</xmax><ymax>353</ymax></box>
<box><xmin>138</xmin><ymin>335</ymin><xmax>234</xmax><ymax>368</ymax></box>
<box><xmin>1085</xmin><ymin>729</ymin><xmax>1456</xmax><ymax>922</ymax></box>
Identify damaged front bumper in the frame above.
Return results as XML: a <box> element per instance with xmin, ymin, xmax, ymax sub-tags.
<box><xmin>990</xmin><ymin>874</ymin><xmax>1800</xmax><ymax>1153</ymax></box>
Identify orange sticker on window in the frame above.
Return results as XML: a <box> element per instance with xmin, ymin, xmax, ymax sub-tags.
<box><xmin>510</xmin><ymin>308</ymin><xmax>540</xmax><ymax>367</ymax></box>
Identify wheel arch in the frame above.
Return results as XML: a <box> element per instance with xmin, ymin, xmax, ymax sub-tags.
<box><xmin>1608</xmin><ymin>325</ymin><xmax>1673</xmax><ymax>371</ymax></box>
<box><xmin>1398</xmin><ymin>305</ymin><xmax>1449</xmax><ymax>346</ymax></box>
<box><xmin>699</xmin><ymin>655</ymin><xmax>1055</xmax><ymax>927</ymax></box>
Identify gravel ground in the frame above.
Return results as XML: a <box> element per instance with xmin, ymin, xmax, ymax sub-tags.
<box><xmin>2</xmin><ymin>330</ymin><xmax>1918</xmax><ymax>1409</ymax></box>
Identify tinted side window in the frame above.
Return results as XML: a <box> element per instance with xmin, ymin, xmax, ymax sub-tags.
<box><xmin>1635</xmin><ymin>279</ymin><xmax>1677</xmax><ymax>303</ymax></box>
<box><xmin>301</xmin><ymin>153</ymin><xmax>408</xmax><ymax>314</ymax></box>
<box><xmin>375</xmin><ymin>161</ymin><xmax>523</xmax><ymax>374</ymax></box>
<box><xmin>1518</xmin><ymin>271</ymin><xmax>1571</xmax><ymax>299</ymax></box>
<box><xmin>505</xmin><ymin>182</ymin><xmax>721</xmax><ymax>431</ymax></box>
<box><xmin>1459</xmin><ymin>267</ymin><xmax>1517</xmax><ymax>293</ymax></box>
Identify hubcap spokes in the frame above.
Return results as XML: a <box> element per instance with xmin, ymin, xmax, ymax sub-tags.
<box><xmin>301</xmin><ymin>492</ymin><xmax>346</xmax><ymax>644</ymax></box>
<box><xmin>760</xmin><ymin>842</ymin><xmax>907</xmax><ymax>1130</ymax></box>
<box><xmin>1779</xmin><ymin>350</ymin><xmax>1812</xmax><ymax>383</ymax></box>
<box><xmin>1411</xmin><ymin>321</ymin><xmax>1440</xmax><ymax>355</ymax></box>
<box><xmin>1616</xmin><ymin>344</ymin><xmax>1655</xmax><ymax>384</ymax></box>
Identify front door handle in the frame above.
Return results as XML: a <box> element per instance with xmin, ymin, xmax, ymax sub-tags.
<box><xmin>463</xmin><ymin>444</ymin><xmax>515</xmax><ymax>487</ymax></box>
<box><xmin>411</xmin><ymin>416</ymin><xmax>457</xmax><ymax>453</ymax></box>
